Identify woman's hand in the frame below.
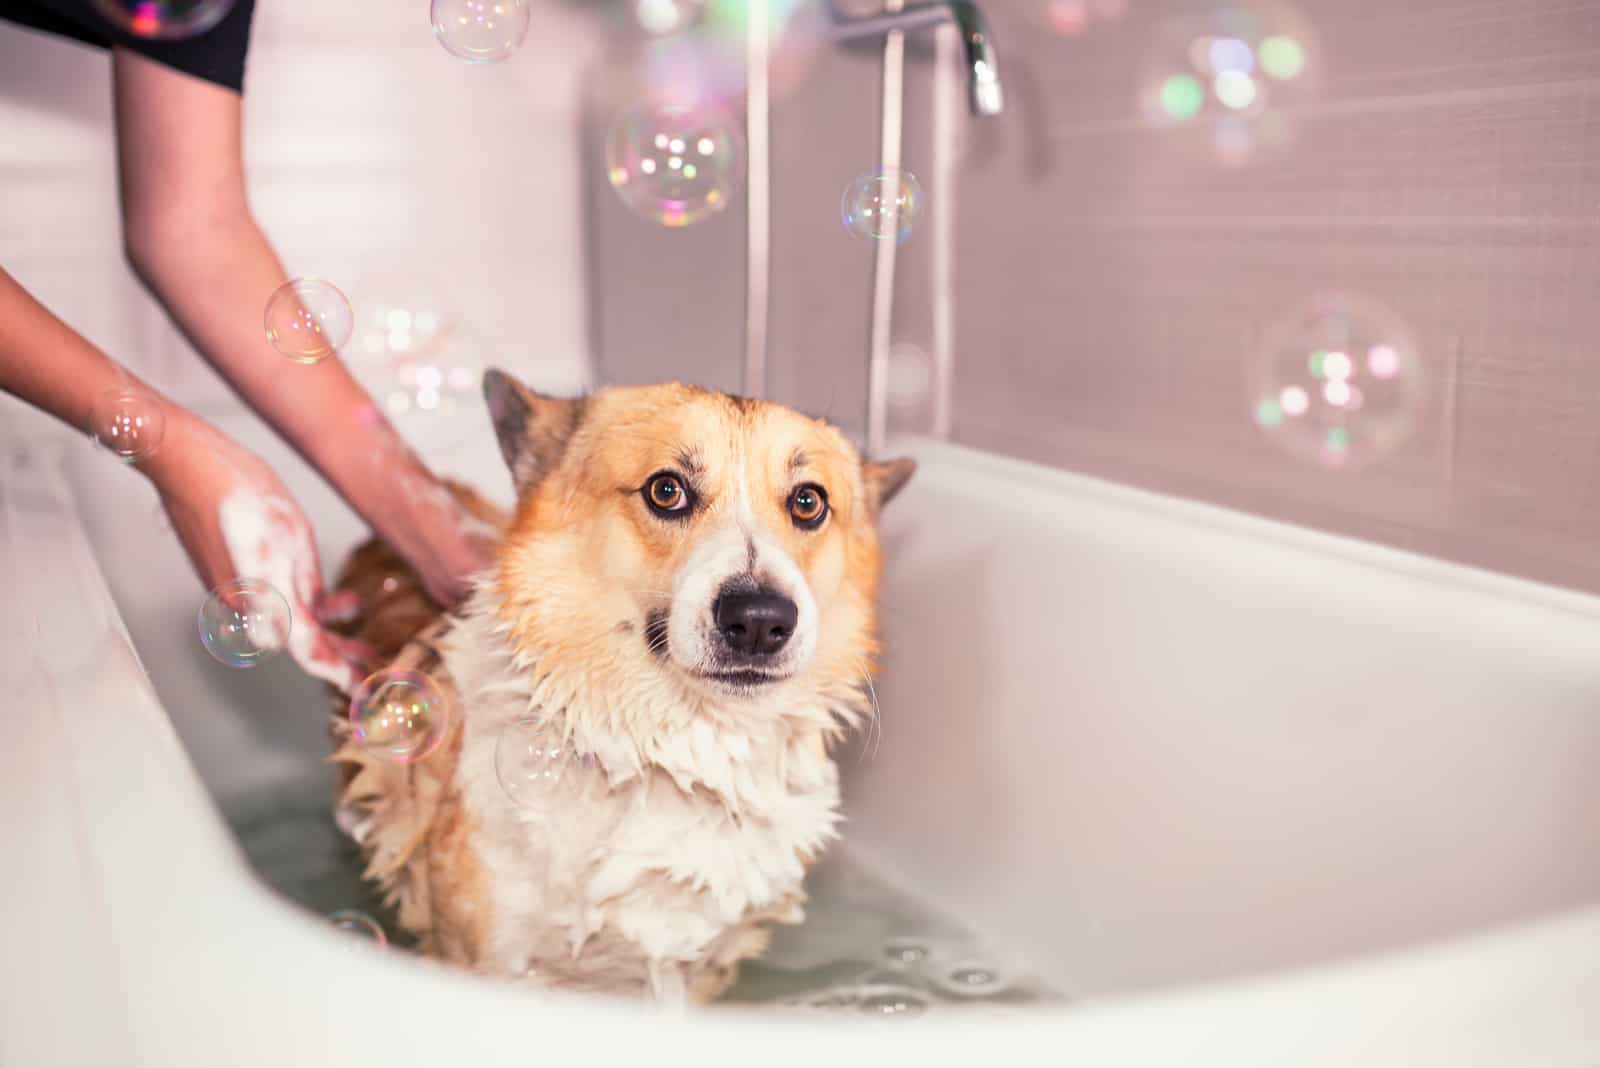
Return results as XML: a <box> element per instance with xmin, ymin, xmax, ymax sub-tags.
<box><xmin>144</xmin><ymin>414</ymin><xmax>377</xmax><ymax>693</ymax></box>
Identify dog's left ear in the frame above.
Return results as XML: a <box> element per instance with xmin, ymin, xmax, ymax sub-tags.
<box><xmin>483</xmin><ymin>369</ymin><xmax>586</xmax><ymax>495</ymax></box>
<box><xmin>862</xmin><ymin>457</ymin><xmax>916</xmax><ymax>518</ymax></box>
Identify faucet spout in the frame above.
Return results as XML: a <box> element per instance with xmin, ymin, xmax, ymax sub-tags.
<box><xmin>829</xmin><ymin>1</ymin><xmax>1005</xmax><ymax>117</ymax></box>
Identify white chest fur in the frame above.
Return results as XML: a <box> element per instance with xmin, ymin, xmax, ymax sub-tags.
<box><xmin>440</xmin><ymin>608</ymin><xmax>844</xmax><ymax>986</ymax></box>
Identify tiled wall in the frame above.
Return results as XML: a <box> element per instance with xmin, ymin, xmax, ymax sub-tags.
<box><xmin>0</xmin><ymin>0</ymin><xmax>603</xmax><ymax>437</ymax></box>
<box><xmin>596</xmin><ymin>0</ymin><xmax>1600</xmax><ymax>595</ymax></box>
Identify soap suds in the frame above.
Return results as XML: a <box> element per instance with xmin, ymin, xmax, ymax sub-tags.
<box><xmin>219</xmin><ymin>489</ymin><xmax>356</xmax><ymax>693</ymax></box>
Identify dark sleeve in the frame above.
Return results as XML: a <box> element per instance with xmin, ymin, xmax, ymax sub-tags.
<box><xmin>0</xmin><ymin>0</ymin><xmax>258</xmax><ymax>92</ymax></box>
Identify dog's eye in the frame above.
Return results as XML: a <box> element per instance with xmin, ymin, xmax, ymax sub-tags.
<box><xmin>788</xmin><ymin>483</ymin><xmax>828</xmax><ymax>529</ymax></box>
<box><xmin>644</xmin><ymin>472</ymin><xmax>692</xmax><ymax>517</ymax></box>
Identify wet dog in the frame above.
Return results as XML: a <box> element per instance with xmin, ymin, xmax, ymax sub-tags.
<box><xmin>328</xmin><ymin>370</ymin><xmax>913</xmax><ymax>1002</ymax></box>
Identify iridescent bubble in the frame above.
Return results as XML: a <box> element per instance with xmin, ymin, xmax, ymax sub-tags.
<box><xmin>264</xmin><ymin>278</ymin><xmax>353</xmax><ymax>365</ymax></box>
<box><xmin>89</xmin><ymin>0</ymin><xmax>234</xmax><ymax>40</ymax></box>
<box><xmin>635</xmin><ymin>0</ymin><xmax>705</xmax><ymax>34</ymax></box>
<box><xmin>1253</xmin><ymin>293</ymin><xmax>1424</xmax><ymax>469</ymax></box>
<box><xmin>1159</xmin><ymin>73</ymin><xmax>1205</xmax><ymax>121</ymax></box>
<box><xmin>197</xmin><ymin>578</ymin><xmax>291</xmax><ymax>669</ymax></box>
<box><xmin>327</xmin><ymin>910</ymin><xmax>387</xmax><ymax>946</ymax></box>
<box><xmin>1208</xmin><ymin>36</ymin><xmax>1255</xmax><ymax>74</ymax></box>
<box><xmin>1140</xmin><ymin>3</ymin><xmax>1320</xmax><ymax>164</ymax></box>
<box><xmin>607</xmin><ymin>99</ymin><xmax>744</xmax><ymax>227</ymax></box>
<box><xmin>1213</xmin><ymin>69</ymin><xmax>1258</xmax><ymax>110</ymax></box>
<box><xmin>349</xmin><ymin>669</ymin><xmax>452</xmax><ymax>764</ymax></box>
<box><xmin>430</xmin><ymin>0</ymin><xmax>531</xmax><ymax>63</ymax></box>
<box><xmin>1258</xmin><ymin>34</ymin><xmax>1306</xmax><ymax>80</ymax></box>
<box><xmin>887</xmin><ymin>342</ymin><xmax>933</xmax><ymax>408</ymax></box>
<box><xmin>495</xmin><ymin>717</ymin><xmax>573</xmax><ymax>809</ymax></box>
<box><xmin>841</xmin><ymin>169</ymin><xmax>924</xmax><ymax>242</ymax></box>
<box><xmin>88</xmin><ymin>388</ymin><xmax>165</xmax><ymax>462</ymax></box>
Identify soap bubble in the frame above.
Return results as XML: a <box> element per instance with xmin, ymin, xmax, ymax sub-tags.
<box><xmin>264</xmin><ymin>278</ymin><xmax>353</xmax><ymax>364</ymax></box>
<box><xmin>1252</xmin><ymin>293</ymin><xmax>1424</xmax><ymax>469</ymax></box>
<box><xmin>887</xmin><ymin>342</ymin><xmax>934</xmax><ymax>408</ymax></box>
<box><xmin>197</xmin><ymin>578</ymin><xmax>291</xmax><ymax>668</ymax></box>
<box><xmin>430</xmin><ymin>0</ymin><xmax>531</xmax><ymax>63</ymax></box>
<box><xmin>349</xmin><ymin>669</ymin><xmax>451</xmax><ymax>763</ymax></box>
<box><xmin>326</xmin><ymin>910</ymin><xmax>387</xmax><ymax>946</ymax></box>
<box><xmin>1140</xmin><ymin>3</ymin><xmax>1320</xmax><ymax>166</ymax></box>
<box><xmin>607</xmin><ymin>98</ymin><xmax>744</xmax><ymax>227</ymax></box>
<box><xmin>842</xmin><ymin>169</ymin><xmax>923</xmax><ymax>242</ymax></box>
<box><xmin>495</xmin><ymin>717</ymin><xmax>573</xmax><ymax>809</ymax></box>
<box><xmin>89</xmin><ymin>0</ymin><xmax>234</xmax><ymax>40</ymax></box>
<box><xmin>89</xmin><ymin>388</ymin><xmax>165</xmax><ymax>462</ymax></box>
<box><xmin>635</xmin><ymin>0</ymin><xmax>705</xmax><ymax>34</ymax></box>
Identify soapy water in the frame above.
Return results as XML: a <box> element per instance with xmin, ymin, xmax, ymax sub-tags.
<box><xmin>89</xmin><ymin>0</ymin><xmax>234</xmax><ymax>39</ymax></box>
<box><xmin>349</xmin><ymin>668</ymin><xmax>452</xmax><ymax>764</ymax></box>
<box><xmin>89</xmin><ymin>388</ymin><xmax>166</xmax><ymax>463</ymax></box>
<box><xmin>264</xmin><ymin>278</ymin><xmax>354</xmax><ymax>365</ymax></box>
<box><xmin>197</xmin><ymin>578</ymin><xmax>292</xmax><ymax>668</ymax></box>
<box><xmin>229</xmin><ymin>777</ymin><xmax>1059</xmax><ymax>1015</ymax></box>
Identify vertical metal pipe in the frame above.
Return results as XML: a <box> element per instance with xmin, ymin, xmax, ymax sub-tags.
<box><xmin>866</xmin><ymin>0</ymin><xmax>907</xmax><ymax>458</ymax></box>
<box><xmin>743</xmin><ymin>0</ymin><xmax>772</xmax><ymax>399</ymax></box>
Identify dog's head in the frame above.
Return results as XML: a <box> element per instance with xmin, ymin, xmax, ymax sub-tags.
<box><xmin>482</xmin><ymin>370</ymin><xmax>913</xmax><ymax>715</ymax></box>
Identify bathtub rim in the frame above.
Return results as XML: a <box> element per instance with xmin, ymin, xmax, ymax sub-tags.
<box><xmin>4</xmin><ymin>428</ymin><xmax>1599</xmax><ymax>1066</ymax></box>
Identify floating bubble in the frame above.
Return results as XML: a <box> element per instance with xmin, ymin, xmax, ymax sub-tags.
<box><xmin>1140</xmin><ymin>3</ymin><xmax>1320</xmax><ymax>165</ymax></box>
<box><xmin>326</xmin><ymin>910</ymin><xmax>387</xmax><ymax>946</ymax></box>
<box><xmin>635</xmin><ymin>0</ymin><xmax>705</xmax><ymax>34</ymax></box>
<box><xmin>197</xmin><ymin>578</ymin><xmax>291</xmax><ymax>669</ymax></box>
<box><xmin>88</xmin><ymin>388</ymin><xmax>165</xmax><ymax>462</ymax></box>
<box><xmin>89</xmin><ymin>0</ymin><xmax>235</xmax><ymax>40</ymax></box>
<box><xmin>1252</xmin><ymin>293</ymin><xmax>1424</xmax><ymax>469</ymax></box>
<box><xmin>264</xmin><ymin>278</ymin><xmax>353</xmax><ymax>364</ymax></box>
<box><xmin>841</xmin><ymin>169</ymin><xmax>923</xmax><ymax>243</ymax></box>
<box><xmin>349</xmin><ymin>669</ymin><xmax>451</xmax><ymax>763</ymax></box>
<box><xmin>607</xmin><ymin>99</ymin><xmax>744</xmax><ymax>227</ymax></box>
<box><xmin>1258</xmin><ymin>34</ymin><xmax>1306</xmax><ymax>80</ymax></box>
<box><xmin>1213</xmin><ymin>69</ymin><xmax>1258</xmax><ymax>110</ymax></box>
<box><xmin>430</xmin><ymin>0</ymin><xmax>531</xmax><ymax>63</ymax></box>
<box><xmin>495</xmin><ymin>717</ymin><xmax>574</xmax><ymax>809</ymax></box>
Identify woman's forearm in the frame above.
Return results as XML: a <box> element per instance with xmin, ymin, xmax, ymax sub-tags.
<box><xmin>0</xmin><ymin>265</ymin><xmax>173</xmax><ymax>457</ymax></box>
<box><xmin>130</xmin><ymin>212</ymin><xmax>488</xmax><ymax>596</ymax></box>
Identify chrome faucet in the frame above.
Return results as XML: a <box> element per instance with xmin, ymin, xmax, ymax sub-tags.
<box><xmin>829</xmin><ymin>1</ymin><xmax>1005</xmax><ymax>117</ymax></box>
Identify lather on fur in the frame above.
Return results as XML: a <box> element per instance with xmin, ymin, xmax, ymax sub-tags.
<box><xmin>327</xmin><ymin>372</ymin><xmax>914</xmax><ymax>1002</ymax></box>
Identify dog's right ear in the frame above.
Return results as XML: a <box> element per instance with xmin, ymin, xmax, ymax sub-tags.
<box><xmin>482</xmin><ymin>369</ymin><xmax>586</xmax><ymax>495</ymax></box>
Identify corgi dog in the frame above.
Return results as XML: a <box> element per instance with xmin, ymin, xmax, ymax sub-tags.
<box><xmin>328</xmin><ymin>371</ymin><xmax>914</xmax><ymax>1003</ymax></box>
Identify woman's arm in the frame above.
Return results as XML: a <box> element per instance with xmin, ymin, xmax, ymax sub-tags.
<box><xmin>110</xmin><ymin>48</ymin><xmax>490</xmax><ymax>607</ymax></box>
<box><xmin>0</xmin><ymin>265</ymin><xmax>373</xmax><ymax>691</ymax></box>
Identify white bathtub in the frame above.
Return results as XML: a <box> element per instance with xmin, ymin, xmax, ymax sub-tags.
<box><xmin>4</xmin><ymin>412</ymin><xmax>1600</xmax><ymax>1067</ymax></box>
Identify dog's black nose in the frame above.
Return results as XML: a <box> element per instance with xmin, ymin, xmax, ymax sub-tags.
<box><xmin>714</xmin><ymin>590</ymin><xmax>798</xmax><ymax>657</ymax></box>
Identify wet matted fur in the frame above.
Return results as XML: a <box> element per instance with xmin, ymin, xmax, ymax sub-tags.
<box><xmin>327</xmin><ymin>373</ymin><xmax>914</xmax><ymax>1002</ymax></box>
